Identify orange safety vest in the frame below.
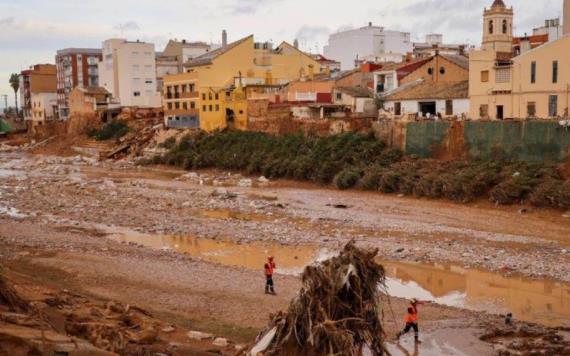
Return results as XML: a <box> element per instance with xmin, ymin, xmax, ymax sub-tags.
<box><xmin>265</xmin><ymin>262</ymin><xmax>275</xmax><ymax>276</ymax></box>
<box><xmin>409</xmin><ymin>304</ymin><xmax>419</xmax><ymax>322</ymax></box>
<box><xmin>404</xmin><ymin>314</ymin><xmax>416</xmax><ymax>324</ymax></box>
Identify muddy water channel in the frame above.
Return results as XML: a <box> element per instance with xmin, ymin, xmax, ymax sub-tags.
<box><xmin>106</xmin><ymin>229</ymin><xmax>570</xmax><ymax>328</ymax></box>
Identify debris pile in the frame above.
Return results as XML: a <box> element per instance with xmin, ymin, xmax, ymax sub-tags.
<box><xmin>247</xmin><ymin>242</ymin><xmax>387</xmax><ymax>356</ymax></box>
<box><xmin>0</xmin><ymin>266</ymin><xmax>228</xmax><ymax>355</ymax></box>
<box><xmin>480</xmin><ymin>323</ymin><xmax>570</xmax><ymax>355</ymax></box>
<box><xmin>106</xmin><ymin>118</ymin><xmax>162</xmax><ymax>160</ymax></box>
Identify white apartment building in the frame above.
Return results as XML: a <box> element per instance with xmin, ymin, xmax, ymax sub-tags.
<box><xmin>98</xmin><ymin>39</ymin><xmax>161</xmax><ymax>108</ymax></box>
<box><xmin>323</xmin><ymin>23</ymin><xmax>412</xmax><ymax>70</ymax></box>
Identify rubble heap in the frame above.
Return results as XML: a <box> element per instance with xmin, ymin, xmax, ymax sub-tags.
<box><xmin>248</xmin><ymin>242</ymin><xmax>387</xmax><ymax>356</ymax></box>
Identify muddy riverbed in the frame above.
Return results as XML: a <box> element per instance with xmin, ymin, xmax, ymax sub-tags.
<box><xmin>1</xmin><ymin>151</ymin><xmax>570</xmax><ymax>355</ymax></box>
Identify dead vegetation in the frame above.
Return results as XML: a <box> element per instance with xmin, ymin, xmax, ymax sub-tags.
<box><xmin>246</xmin><ymin>242</ymin><xmax>387</xmax><ymax>356</ymax></box>
<box><xmin>480</xmin><ymin>323</ymin><xmax>570</xmax><ymax>355</ymax></box>
<box><xmin>0</xmin><ymin>265</ymin><xmax>224</xmax><ymax>355</ymax></box>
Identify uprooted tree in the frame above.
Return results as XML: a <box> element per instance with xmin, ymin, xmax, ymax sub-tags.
<box><xmin>247</xmin><ymin>241</ymin><xmax>387</xmax><ymax>356</ymax></box>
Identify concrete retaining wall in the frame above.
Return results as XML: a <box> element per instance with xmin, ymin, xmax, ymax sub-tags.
<box><xmin>374</xmin><ymin>120</ymin><xmax>570</xmax><ymax>163</ymax></box>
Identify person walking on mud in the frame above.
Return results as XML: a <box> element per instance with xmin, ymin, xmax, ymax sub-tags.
<box><xmin>397</xmin><ymin>298</ymin><xmax>431</xmax><ymax>343</ymax></box>
<box><xmin>264</xmin><ymin>256</ymin><xmax>276</xmax><ymax>295</ymax></box>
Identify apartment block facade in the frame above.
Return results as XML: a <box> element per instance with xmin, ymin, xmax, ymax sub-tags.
<box><xmin>55</xmin><ymin>48</ymin><xmax>102</xmax><ymax>119</ymax></box>
<box><xmin>98</xmin><ymin>39</ymin><xmax>161</xmax><ymax>108</ymax></box>
<box><xmin>19</xmin><ymin>64</ymin><xmax>57</xmax><ymax>122</ymax></box>
<box><xmin>323</xmin><ymin>23</ymin><xmax>412</xmax><ymax>70</ymax></box>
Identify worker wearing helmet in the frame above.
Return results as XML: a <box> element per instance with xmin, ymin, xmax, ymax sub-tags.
<box><xmin>264</xmin><ymin>256</ymin><xmax>276</xmax><ymax>295</ymax></box>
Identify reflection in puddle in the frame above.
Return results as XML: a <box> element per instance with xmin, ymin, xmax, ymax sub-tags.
<box><xmin>104</xmin><ymin>229</ymin><xmax>570</xmax><ymax>327</ymax></box>
<box><xmin>383</xmin><ymin>261</ymin><xmax>570</xmax><ymax>327</ymax></box>
<box><xmin>107</xmin><ymin>230</ymin><xmax>319</xmax><ymax>275</ymax></box>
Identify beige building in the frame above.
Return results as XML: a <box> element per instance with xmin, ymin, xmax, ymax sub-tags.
<box><xmin>162</xmin><ymin>35</ymin><xmax>321</xmax><ymax>132</ymax></box>
<box><xmin>68</xmin><ymin>87</ymin><xmax>112</xmax><ymax>117</ymax></box>
<box><xmin>469</xmin><ymin>0</ymin><xmax>570</xmax><ymax>120</ymax></box>
<box><xmin>30</xmin><ymin>92</ymin><xmax>58</xmax><ymax>122</ymax></box>
<box><xmin>98</xmin><ymin>39</ymin><xmax>161</xmax><ymax>108</ymax></box>
<box><xmin>19</xmin><ymin>64</ymin><xmax>57</xmax><ymax>122</ymax></box>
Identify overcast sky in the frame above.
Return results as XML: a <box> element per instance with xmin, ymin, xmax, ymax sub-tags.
<box><xmin>0</xmin><ymin>0</ymin><xmax>565</xmax><ymax>109</ymax></box>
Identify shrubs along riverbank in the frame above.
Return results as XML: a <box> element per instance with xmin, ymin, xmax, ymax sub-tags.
<box><xmin>150</xmin><ymin>131</ymin><xmax>570</xmax><ymax>210</ymax></box>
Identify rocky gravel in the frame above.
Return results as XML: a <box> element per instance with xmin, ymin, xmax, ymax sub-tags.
<box><xmin>1</xmin><ymin>152</ymin><xmax>569</xmax><ymax>283</ymax></box>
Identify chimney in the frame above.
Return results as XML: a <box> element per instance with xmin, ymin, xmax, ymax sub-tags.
<box><xmin>565</xmin><ymin>0</ymin><xmax>570</xmax><ymax>35</ymax></box>
<box><xmin>294</xmin><ymin>38</ymin><xmax>299</xmax><ymax>49</ymax></box>
<box><xmin>222</xmin><ymin>30</ymin><xmax>228</xmax><ymax>47</ymax></box>
<box><xmin>369</xmin><ymin>22</ymin><xmax>373</xmax><ymax>27</ymax></box>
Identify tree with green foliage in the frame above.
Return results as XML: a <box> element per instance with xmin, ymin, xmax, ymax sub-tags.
<box><xmin>9</xmin><ymin>73</ymin><xmax>19</xmax><ymax>115</ymax></box>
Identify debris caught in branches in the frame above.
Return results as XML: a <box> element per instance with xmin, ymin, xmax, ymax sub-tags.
<box><xmin>247</xmin><ymin>241</ymin><xmax>387</xmax><ymax>356</ymax></box>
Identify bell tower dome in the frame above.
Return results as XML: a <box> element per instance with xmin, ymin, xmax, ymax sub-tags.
<box><xmin>482</xmin><ymin>0</ymin><xmax>514</xmax><ymax>52</ymax></box>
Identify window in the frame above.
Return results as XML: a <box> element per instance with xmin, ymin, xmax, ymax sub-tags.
<box><xmin>549</xmin><ymin>95</ymin><xmax>558</xmax><ymax>117</ymax></box>
<box><xmin>479</xmin><ymin>104</ymin><xmax>489</xmax><ymax>118</ymax></box>
<box><xmin>183</xmin><ymin>102</ymin><xmax>188</xmax><ymax>110</ymax></box>
<box><xmin>202</xmin><ymin>93</ymin><xmax>206</xmax><ymax>100</ymax></box>
<box><xmin>189</xmin><ymin>84</ymin><xmax>195</xmax><ymax>92</ymax></box>
<box><xmin>481</xmin><ymin>71</ymin><xmax>489</xmax><ymax>83</ymax></box>
<box><xmin>181</xmin><ymin>85</ymin><xmax>187</xmax><ymax>93</ymax></box>
<box><xmin>489</xmin><ymin>20</ymin><xmax>494</xmax><ymax>34</ymax></box>
<box><xmin>427</xmin><ymin>67</ymin><xmax>433</xmax><ymax>75</ymax></box>
<box><xmin>394</xmin><ymin>102</ymin><xmax>402</xmax><ymax>116</ymax></box>
<box><xmin>145</xmin><ymin>79</ymin><xmax>153</xmax><ymax>84</ymax></box>
<box><xmin>175</xmin><ymin>102</ymin><xmax>180</xmax><ymax>109</ymax></box>
<box><xmin>531</xmin><ymin>61</ymin><xmax>536</xmax><ymax>84</ymax></box>
<box><xmin>209</xmin><ymin>105</ymin><xmax>213</xmax><ymax>111</ymax></box>
<box><xmin>502</xmin><ymin>20</ymin><xmax>508</xmax><ymax>34</ymax></box>
<box><xmin>336</xmin><ymin>92</ymin><xmax>342</xmax><ymax>100</ymax></box>
<box><xmin>208</xmin><ymin>93</ymin><xmax>213</xmax><ymax>100</ymax></box>
<box><xmin>133</xmin><ymin>91</ymin><xmax>141</xmax><ymax>97</ymax></box>
<box><xmin>527</xmin><ymin>102</ymin><xmax>536</xmax><ymax>117</ymax></box>
<box><xmin>215</xmin><ymin>104</ymin><xmax>220</xmax><ymax>111</ymax></box>
<box><xmin>496</xmin><ymin>68</ymin><xmax>511</xmax><ymax>83</ymax></box>
<box><xmin>202</xmin><ymin>105</ymin><xmax>207</xmax><ymax>111</ymax></box>
<box><xmin>168</xmin><ymin>102</ymin><xmax>173</xmax><ymax>110</ymax></box>
<box><xmin>439</xmin><ymin>67</ymin><xmax>446</xmax><ymax>75</ymax></box>
<box><xmin>552</xmin><ymin>61</ymin><xmax>558</xmax><ymax>83</ymax></box>
<box><xmin>445</xmin><ymin>100</ymin><xmax>453</xmax><ymax>116</ymax></box>
<box><xmin>215</xmin><ymin>93</ymin><xmax>219</xmax><ymax>100</ymax></box>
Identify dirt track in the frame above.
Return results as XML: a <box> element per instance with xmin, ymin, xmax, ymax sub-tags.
<box><xmin>1</xmin><ymin>151</ymin><xmax>570</xmax><ymax>355</ymax></box>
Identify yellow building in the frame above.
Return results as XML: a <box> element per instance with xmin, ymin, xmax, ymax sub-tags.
<box><xmin>163</xmin><ymin>35</ymin><xmax>321</xmax><ymax>131</ymax></box>
<box><xmin>469</xmin><ymin>0</ymin><xmax>570</xmax><ymax>119</ymax></box>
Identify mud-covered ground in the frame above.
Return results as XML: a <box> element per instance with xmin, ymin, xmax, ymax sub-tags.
<box><xmin>1</xmin><ymin>150</ymin><xmax>570</xmax><ymax>355</ymax></box>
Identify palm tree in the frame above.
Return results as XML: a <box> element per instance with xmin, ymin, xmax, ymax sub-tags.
<box><xmin>9</xmin><ymin>73</ymin><xmax>19</xmax><ymax>115</ymax></box>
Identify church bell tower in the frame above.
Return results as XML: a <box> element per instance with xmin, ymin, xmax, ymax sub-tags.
<box><xmin>482</xmin><ymin>0</ymin><xmax>514</xmax><ymax>52</ymax></box>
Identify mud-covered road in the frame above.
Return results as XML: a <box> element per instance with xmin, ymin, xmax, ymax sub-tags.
<box><xmin>1</xmin><ymin>151</ymin><xmax>569</xmax><ymax>355</ymax></box>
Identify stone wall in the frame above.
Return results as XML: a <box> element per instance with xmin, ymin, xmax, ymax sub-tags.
<box><xmin>247</xmin><ymin>99</ymin><xmax>375</xmax><ymax>136</ymax></box>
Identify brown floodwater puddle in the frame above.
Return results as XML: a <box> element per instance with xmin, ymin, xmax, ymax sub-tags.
<box><xmin>102</xmin><ymin>227</ymin><xmax>570</xmax><ymax>328</ymax></box>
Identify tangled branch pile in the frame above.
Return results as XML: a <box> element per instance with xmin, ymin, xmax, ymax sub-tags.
<box><xmin>249</xmin><ymin>242</ymin><xmax>387</xmax><ymax>356</ymax></box>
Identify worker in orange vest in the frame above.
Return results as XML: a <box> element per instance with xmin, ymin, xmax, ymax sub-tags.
<box><xmin>264</xmin><ymin>256</ymin><xmax>276</xmax><ymax>295</ymax></box>
<box><xmin>397</xmin><ymin>298</ymin><xmax>431</xmax><ymax>343</ymax></box>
